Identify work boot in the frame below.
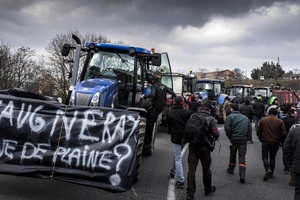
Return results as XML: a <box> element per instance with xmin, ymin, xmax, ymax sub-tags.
<box><xmin>240</xmin><ymin>174</ymin><xmax>245</xmax><ymax>184</ymax></box>
<box><xmin>204</xmin><ymin>186</ymin><xmax>216</xmax><ymax>196</ymax></box>
<box><xmin>227</xmin><ymin>164</ymin><xmax>235</xmax><ymax>174</ymax></box>
<box><xmin>263</xmin><ymin>169</ymin><xmax>273</xmax><ymax>181</ymax></box>
<box><xmin>239</xmin><ymin>166</ymin><xmax>246</xmax><ymax>183</ymax></box>
<box><xmin>227</xmin><ymin>167</ymin><xmax>234</xmax><ymax>174</ymax></box>
<box><xmin>290</xmin><ymin>172</ymin><xmax>295</xmax><ymax>186</ymax></box>
<box><xmin>175</xmin><ymin>181</ymin><xmax>184</xmax><ymax>188</ymax></box>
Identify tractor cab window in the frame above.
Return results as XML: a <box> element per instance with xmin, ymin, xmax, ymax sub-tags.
<box><xmin>229</xmin><ymin>87</ymin><xmax>243</xmax><ymax>96</ymax></box>
<box><xmin>171</xmin><ymin>76</ymin><xmax>183</xmax><ymax>96</ymax></box>
<box><xmin>197</xmin><ymin>82</ymin><xmax>221</xmax><ymax>96</ymax></box>
<box><xmin>254</xmin><ymin>89</ymin><xmax>267</xmax><ymax>97</ymax></box>
<box><xmin>84</xmin><ymin>51</ymin><xmax>136</xmax><ymax>80</ymax></box>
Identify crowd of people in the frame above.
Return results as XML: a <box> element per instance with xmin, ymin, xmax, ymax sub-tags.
<box><xmin>140</xmin><ymin>73</ymin><xmax>300</xmax><ymax>199</ymax></box>
<box><xmin>166</xmin><ymin>94</ymin><xmax>300</xmax><ymax>200</ymax></box>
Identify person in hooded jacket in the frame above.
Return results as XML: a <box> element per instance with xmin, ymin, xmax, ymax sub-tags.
<box><xmin>167</xmin><ymin>96</ymin><xmax>193</xmax><ymax>188</ymax></box>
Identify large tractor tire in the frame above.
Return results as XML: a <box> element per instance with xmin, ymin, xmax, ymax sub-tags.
<box><xmin>142</xmin><ymin>112</ymin><xmax>161</xmax><ymax>156</ymax></box>
<box><xmin>132</xmin><ymin>116</ymin><xmax>146</xmax><ymax>183</ymax></box>
<box><xmin>217</xmin><ymin>104</ymin><xmax>225</xmax><ymax>124</ymax></box>
<box><xmin>126</xmin><ymin>107</ymin><xmax>147</xmax><ymax>184</ymax></box>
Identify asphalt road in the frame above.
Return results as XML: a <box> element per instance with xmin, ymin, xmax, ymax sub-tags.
<box><xmin>0</xmin><ymin>123</ymin><xmax>295</xmax><ymax>200</ymax></box>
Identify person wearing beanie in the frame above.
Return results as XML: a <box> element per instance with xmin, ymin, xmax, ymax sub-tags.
<box><xmin>167</xmin><ymin>96</ymin><xmax>193</xmax><ymax>188</ymax></box>
<box><xmin>257</xmin><ymin>107</ymin><xmax>287</xmax><ymax>181</ymax></box>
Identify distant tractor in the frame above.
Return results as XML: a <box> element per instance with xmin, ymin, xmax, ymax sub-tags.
<box><xmin>253</xmin><ymin>87</ymin><xmax>276</xmax><ymax>105</ymax></box>
<box><xmin>160</xmin><ymin>72</ymin><xmax>197</xmax><ymax>124</ymax></box>
<box><xmin>227</xmin><ymin>84</ymin><xmax>253</xmax><ymax>104</ymax></box>
<box><xmin>195</xmin><ymin>79</ymin><xmax>228</xmax><ymax>123</ymax></box>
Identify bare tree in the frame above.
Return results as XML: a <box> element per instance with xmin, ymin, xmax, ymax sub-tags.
<box><xmin>44</xmin><ymin>30</ymin><xmax>112</xmax><ymax>102</ymax></box>
<box><xmin>233</xmin><ymin>68</ymin><xmax>244</xmax><ymax>80</ymax></box>
<box><xmin>12</xmin><ymin>47</ymin><xmax>37</xmax><ymax>88</ymax></box>
<box><xmin>0</xmin><ymin>41</ymin><xmax>14</xmax><ymax>89</ymax></box>
<box><xmin>0</xmin><ymin>41</ymin><xmax>39</xmax><ymax>90</ymax></box>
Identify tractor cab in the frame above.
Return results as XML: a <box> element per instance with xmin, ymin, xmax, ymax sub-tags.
<box><xmin>62</xmin><ymin>37</ymin><xmax>173</xmax><ymax>110</ymax></box>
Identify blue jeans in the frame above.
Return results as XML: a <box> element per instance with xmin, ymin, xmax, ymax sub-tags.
<box><xmin>254</xmin><ymin>116</ymin><xmax>262</xmax><ymax>129</ymax></box>
<box><xmin>171</xmin><ymin>143</ymin><xmax>185</xmax><ymax>183</ymax></box>
<box><xmin>261</xmin><ymin>143</ymin><xmax>280</xmax><ymax>172</ymax></box>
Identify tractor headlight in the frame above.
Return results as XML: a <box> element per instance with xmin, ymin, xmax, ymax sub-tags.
<box><xmin>90</xmin><ymin>92</ymin><xmax>100</xmax><ymax>106</ymax></box>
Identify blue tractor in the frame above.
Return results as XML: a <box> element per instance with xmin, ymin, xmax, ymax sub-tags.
<box><xmin>61</xmin><ymin>35</ymin><xmax>174</xmax><ymax>181</ymax></box>
<box><xmin>194</xmin><ymin>79</ymin><xmax>229</xmax><ymax>123</ymax></box>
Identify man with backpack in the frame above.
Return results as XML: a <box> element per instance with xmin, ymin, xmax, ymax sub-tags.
<box><xmin>167</xmin><ymin>96</ymin><xmax>193</xmax><ymax>188</ymax></box>
<box><xmin>225</xmin><ymin>103</ymin><xmax>252</xmax><ymax>184</ymax></box>
<box><xmin>185</xmin><ymin>102</ymin><xmax>220</xmax><ymax>200</ymax></box>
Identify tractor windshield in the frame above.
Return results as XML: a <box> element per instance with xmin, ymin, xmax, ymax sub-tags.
<box><xmin>229</xmin><ymin>86</ymin><xmax>252</xmax><ymax>97</ymax></box>
<box><xmin>254</xmin><ymin>88</ymin><xmax>272</xmax><ymax>97</ymax></box>
<box><xmin>197</xmin><ymin>82</ymin><xmax>221</xmax><ymax>96</ymax></box>
<box><xmin>229</xmin><ymin>87</ymin><xmax>243</xmax><ymax>96</ymax></box>
<box><xmin>84</xmin><ymin>51</ymin><xmax>137</xmax><ymax>79</ymax></box>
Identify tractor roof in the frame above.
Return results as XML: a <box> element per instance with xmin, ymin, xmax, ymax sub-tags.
<box><xmin>85</xmin><ymin>42</ymin><xmax>152</xmax><ymax>54</ymax></box>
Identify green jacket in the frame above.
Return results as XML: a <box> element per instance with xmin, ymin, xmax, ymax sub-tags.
<box><xmin>224</xmin><ymin>111</ymin><xmax>252</xmax><ymax>144</ymax></box>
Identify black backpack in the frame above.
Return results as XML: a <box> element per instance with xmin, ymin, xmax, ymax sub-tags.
<box><xmin>184</xmin><ymin>113</ymin><xmax>209</xmax><ymax>143</ymax></box>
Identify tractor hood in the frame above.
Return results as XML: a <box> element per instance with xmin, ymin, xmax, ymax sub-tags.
<box><xmin>73</xmin><ymin>78</ymin><xmax>118</xmax><ymax>107</ymax></box>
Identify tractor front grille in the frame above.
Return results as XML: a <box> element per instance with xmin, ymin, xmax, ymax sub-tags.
<box><xmin>76</xmin><ymin>92</ymin><xmax>92</xmax><ymax>106</ymax></box>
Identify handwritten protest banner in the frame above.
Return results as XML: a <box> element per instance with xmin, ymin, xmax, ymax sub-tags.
<box><xmin>0</xmin><ymin>92</ymin><xmax>140</xmax><ymax>192</ymax></box>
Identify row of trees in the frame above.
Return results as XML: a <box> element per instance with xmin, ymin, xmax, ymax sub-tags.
<box><xmin>250</xmin><ymin>61</ymin><xmax>285</xmax><ymax>80</ymax></box>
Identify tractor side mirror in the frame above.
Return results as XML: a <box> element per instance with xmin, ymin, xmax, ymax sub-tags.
<box><xmin>151</xmin><ymin>53</ymin><xmax>161</xmax><ymax>66</ymax></box>
<box><xmin>62</xmin><ymin>44</ymin><xmax>71</xmax><ymax>56</ymax></box>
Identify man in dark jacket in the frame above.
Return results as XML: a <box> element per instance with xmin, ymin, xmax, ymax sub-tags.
<box><xmin>185</xmin><ymin>94</ymin><xmax>201</xmax><ymax>113</ymax></box>
<box><xmin>253</xmin><ymin>97</ymin><xmax>265</xmax><ymax>129</ymax></box>
<box><xmin>225</xmin><ymin>103</ymin><xmax>252</xmax><ymax>183</ymax></box>
<box><xmin>282</xmin><ymin>109</ymin><xmax>298</xmax><ymax>174</ymax></box>
<box><xmin>167</xmin><ymin>96</ymin><xmax>193</xmax><ymax>187</ymax></box>
<box><xmin>186</xmin><ymin>102</ymin><xmax>220</xmax><ymax>200</ymax></box>
<box><xmin>257</xmin><ymin>108</ymin><xmax>286</xmax><ymax>181</ymax></box>
<box><xmin>240</xmin><ymin>99</ymin><xmax>255</xmax><ymax>144</ymax></box>
<box><xmin>141</xmin><ymin>76</ymin><xmax>177</xmax><ymax>155</ymax></box>
<box><xmin>283</xmin><ymin>123</ymin><xmax>300</xmax><ymax>199</ymax></box>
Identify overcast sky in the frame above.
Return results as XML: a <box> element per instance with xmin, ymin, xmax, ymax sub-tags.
<box><xmin>1</xmin><ymin>0</ymin><xmax>300</xmax><ymax>77</ymax></box>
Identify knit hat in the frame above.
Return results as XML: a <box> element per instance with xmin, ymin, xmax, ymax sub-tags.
<box><xmin>174</xmin><ymin>96</ymin><xmax>184</xmax><ymax>105</ymax></box>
